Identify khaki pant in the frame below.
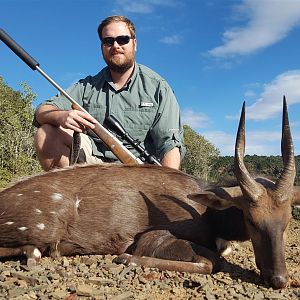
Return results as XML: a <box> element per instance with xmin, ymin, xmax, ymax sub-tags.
<box><xmin>77</xmin><ymin>133</ymin><xmax>113</xmax><ymax>164</ymax></box>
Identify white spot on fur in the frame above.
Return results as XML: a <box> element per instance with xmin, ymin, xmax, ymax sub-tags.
<box><xmin>17</xmin><ymin>194</ymin><xmax>23</xmax><ymax>197</ymax></box>
<box><xmin>18</xmin><ymin>227</ymin><xmax>28</xmax><ymax>231</ymax></box>
<box><xmin>51</xmin><ymin>193</ymin><xmax>63</xmax><ymax>201</ymax></box>
<box><xmin>33</xmin><ymin>248</ymin><xmax>41</xmax><ymax>259</ymax></box>
<box><xmin>50</xmin><ymin>211</ymin><xmax>57</xmax><ymax>215</ymax></box>
<box><xmin>75</xmin><ymin>196</ymin><xmax>81</xmax><ymax>208</ymax></box>
<box><xmin>34</xmin><ymin>190</ymin><xmax>41</xmax><ymax>193</ymax></box>
<box><xmin>216</xmin><ymin>238</ymin><xmax>232</xmax><ymax>257</ymax></box>
<box><xmin>35</xmin><ymin>209</ymin><xmax>42</xmax><ymax>214</ymax></box>
<box><xmin>221</xmin><ymin>246</ymin><xmax>232</xmax><ymax>256</ymax></box>
<box><xmin>5</xmin><ymin>221</ymin><xmax>14</xmax><ymax>225</ymax></box>
<box><xmin>36</xmin><ymin>223</ymin><xmax>45</xmax><ymax>230</ymax></box>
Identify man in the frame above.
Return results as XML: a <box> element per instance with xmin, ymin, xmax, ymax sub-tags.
<box><xmin>34</xmin><ymin>16</ymin><xmax>185</xmax><ymax>171</ymax></box>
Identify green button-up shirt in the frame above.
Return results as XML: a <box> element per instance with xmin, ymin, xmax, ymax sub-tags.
<box><xmin>34</xmin><ymin>63</ymin><xmax>186</xmax><ymax>162</ymax></box>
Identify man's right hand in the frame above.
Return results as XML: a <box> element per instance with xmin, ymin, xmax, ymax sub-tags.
<box><xmin>57</xmin><ymin>109</ymin><xmax>96</xmax><ymax>132</ymax></box>
<box><xmin>35</xmin><ymin>104</ymin><xmax>97</xmax><ymax>133</ymax></box>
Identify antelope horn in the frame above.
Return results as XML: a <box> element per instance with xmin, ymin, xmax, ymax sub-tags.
<box><xmin>234</xmin><ymin>101</ymin><xmax>263</xmax><ymax>202</ymax></box>
<box><xmin>274</xmin><ymin>96</ymin><xmax>295</xmax><ymax>202</ymax></box>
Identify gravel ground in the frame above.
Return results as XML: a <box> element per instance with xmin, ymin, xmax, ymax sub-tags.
<box><xmin>0</xmin><ymin>219</ymin><xmax>299</xmax><ymax>300</ymax></box>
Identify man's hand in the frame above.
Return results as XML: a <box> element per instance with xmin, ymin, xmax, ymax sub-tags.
<box><xmin>58</xmin><ymin>109</ymin><xmax>96</xmax><ymax>133</ymax></box>
<box><xmin>35</xmin><ymin>104</ymin><xmax>97</xmax><ymax>132</ymax></box>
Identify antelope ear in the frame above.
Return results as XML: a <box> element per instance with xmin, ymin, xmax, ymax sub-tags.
<box><xmin>187</xmin><ymin>191</ymin><xmax>235</xmax><ymax>210</ymax></box>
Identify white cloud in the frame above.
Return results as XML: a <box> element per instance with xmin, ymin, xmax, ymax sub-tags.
<box><xmin>209</xmin><ymin>0</ymin><xmax>300</xmax><ymax>57</ymax></box>
<box><xmin>245</xmin><ymin>131</ymin><xmax>283</xmax><ymax>156</ymax></box>
<box><xmin>160</xmin><ymin>34</ymin><xmax>183</xmax><ymax>45</ymax></box>
<box><xmin>116</xmin><ymin>1</ymin><xmax>153</xmax><ymax>13</ymax></box>
<box><xmin>247</xmin><ymin>70</ymin><xmax>300</xmax><ymax>120</ymax></box>
<box><xmin>182</xmin><ymin>109</ymin><xmax>210</xmax><ymax>129</ymax></box>
<box><xmin>244</xmin><ymin>89</ymin><xmax>256</xmax><ymax>98</ymax></box>
<box><xmin>114</xmin><ymin>0</ymin><xmax>180</xmax><ymax>14</ymax></box>
<box><xmin>227</xmin><ymin>70</ymin><xmax>300</xmax><ymax>120</ymax></box>
<box><xmin>202</xmin><ymin>131</ymin><xmax>235</xmax><ymax>155</ymax></box>
<box><xmin>202</xmin><ymin>130</ymin><xmax>283</xmax><ymax>156</ymax></box>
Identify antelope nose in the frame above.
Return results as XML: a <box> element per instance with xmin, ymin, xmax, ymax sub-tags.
<box><xmin>270</xmin><ymin>275</ymin><xmax>288</xmax><ymax>289</ymax></box>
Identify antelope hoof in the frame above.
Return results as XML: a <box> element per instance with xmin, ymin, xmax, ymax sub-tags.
<box><xmin>27</xmin><ymin>258</ymin><xmax>37</xmax><ymax>268</ymax></box>
<box><xmin>22</xmin><ymin>246</ymin><xmax>42</xmax><ymax>268</ymax></box>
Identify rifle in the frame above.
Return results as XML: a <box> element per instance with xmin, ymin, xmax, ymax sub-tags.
<box><xmin>0</xmin><ymin>29</ymin><xmax>161</xmax><ymax>166</ymax></box>
<box><xmin>105</xmin><ymin>115</ymin><xmax>161</xmax><ymax>165</ymax></box>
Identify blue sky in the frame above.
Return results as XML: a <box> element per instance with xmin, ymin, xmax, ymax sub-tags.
<box><xmin>1</xmin><ymin>0</ymin><xmax>300</xmax><ymax>156</ymax></box>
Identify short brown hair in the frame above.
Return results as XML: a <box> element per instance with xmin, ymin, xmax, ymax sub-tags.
<box><xmin>97</xmin><ymin>16</ymin><xmax>136</xmax><ymax>40</ymax></box>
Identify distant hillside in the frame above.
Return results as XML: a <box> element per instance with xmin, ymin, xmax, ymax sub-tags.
<box><xmin>212</xmin><ymin>155</ymin><xmax>300</xmax><ymax>186</ymax></box>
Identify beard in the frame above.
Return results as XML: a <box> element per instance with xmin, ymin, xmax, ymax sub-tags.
<box><xmin>107</xmin><ymin>56</ymin><xmax>134</xmax><ymax>73</ymax></box>
<box><xmin>103</xmin><ymin>48</ymin><xmax>135</xmax><ymax>74</ymax></box>
<box><xmin>102</xmin><ymin>46</ymin><xmax>135</xmax><ymax>74</ymax></box>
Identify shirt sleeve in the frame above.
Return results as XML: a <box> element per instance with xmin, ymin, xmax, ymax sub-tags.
<box><xmin>32</xmin><ymin>81</ymin><xmax>85</xmax><ymax>127</ymax></box>
<box><xmin>149</xmin><ymin>82</ymin><xmax>186</xmax><ymax>161</ymax></box>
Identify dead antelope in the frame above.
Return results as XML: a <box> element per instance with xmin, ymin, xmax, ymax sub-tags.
<box><xmin>0</xmin><ymin>100</ymin><xmax>299</xmax><ymax>290</ymax></box>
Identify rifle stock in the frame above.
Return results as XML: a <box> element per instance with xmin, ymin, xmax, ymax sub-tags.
<box><xmin>0</xmin><ymin>28</ymin><xmax>143</xmax><ymax>166</ymax></box>
<box><xmin>92</xmin><ymin>123</ymin><xmax>142</xmax><ymax>165</ymax></box>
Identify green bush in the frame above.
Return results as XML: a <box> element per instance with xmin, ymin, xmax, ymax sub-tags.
<box><xmin>181</xmin><ymin>125</ymin><xmax>219</xmax><ymax>181</ymax></box>
<box><xmin>0</xmin><ymin>77</ymin><xmax>41</xmax><ymax>187</ymax></box>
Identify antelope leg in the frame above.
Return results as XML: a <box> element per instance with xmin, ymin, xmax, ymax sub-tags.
<box><xmin>0</xmin><ymin>245</ymin><xmax>41</xmax><ymax>267</ymax></box>
<box><xmin>116</xmin><ymin>229</ymin><xmax>221</xmax><ymax>273</ymax></box>
<box><xmin>114</xmin><ymin>253</ymin><xmax>213</xmax><ymax>274</ymax></box>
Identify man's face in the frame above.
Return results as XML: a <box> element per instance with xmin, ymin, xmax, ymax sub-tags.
<box><xmin>101</xmin><ymin>21</ymin><xmax>136</xmax><ymax>74</ymax></box>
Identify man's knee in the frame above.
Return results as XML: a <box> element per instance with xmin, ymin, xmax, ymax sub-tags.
<box><xmin>34</xmin><ymin>124</ymin><xmax>73</xmax><ymax>152</ymax></box>
<box><xmin>34</xmin><ymin>124</ymin><xmax>51</xmax><ymax>151</ymax></box>
<box><xmin>35</xmin><ymin>124</ymin><xmax>71</xmax><ymax>142</ymax></box>
<box><xmin>34</xmin><ymin>124</ymin><xmax>74</xmax><ymax>170</ymax></box>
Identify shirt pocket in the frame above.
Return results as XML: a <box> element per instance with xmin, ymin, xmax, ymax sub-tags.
<box><xmin>83</xmin><ymin>103</ymin><xmax>107</xmax><ymax>124</ymax></box>
<box><xmin>123</xmin><ymin>106</ymin><xmax>157</xmax><ymax>143</ymax></box>
<box><xmin>123</xmin><ymin>105</ymin><xmax>157</xmax><ymax>129</ymax></box>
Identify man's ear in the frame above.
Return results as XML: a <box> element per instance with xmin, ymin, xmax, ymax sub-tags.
<box><xmin>134</xmin><ymin>39</ymin><xmax>137</xmax><ymax>52</ymax></box>
<box><xmin>188</xmin><ymin>190</ymin><xmax>241</xmax><ymax>210</ymax></box>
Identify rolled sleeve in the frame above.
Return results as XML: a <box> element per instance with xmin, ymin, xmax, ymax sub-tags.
<box><xmin>150</xmin><ymin>84</ymin><xmax>186</xmax><ymax>161</ymax></box>
<box><xmin>33</xmin><ymin>82</ymin><xmax>85</xmax><ymax>127</ymax></box>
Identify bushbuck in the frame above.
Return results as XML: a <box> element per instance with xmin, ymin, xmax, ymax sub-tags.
<box><xmin>0</xmin><ymin>100</ymin><xmax>299</xmax><ymax>289</ymax></box>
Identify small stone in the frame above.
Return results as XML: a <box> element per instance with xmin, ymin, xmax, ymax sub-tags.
<box><xmin>104</xmin><ymin>264</ymin><xmax>124</xmax><ymax>275</ymax></box>
<box><xmin>27</xmin><ymin>291</ymin><xmax>38</xmax><ymax>299</ymax></box>
<box><xmin>76</xmin><ymin>284</ymin><xmax>102</xmax><ymax>297</ymax></box>
<box><xmin>109</xmin><ymin>291</ymin><xmax>134</xmax><ymax>300</ymax></box>
<box><xmin>62</xmin><ymin>257</ymin><xmax>70</xmax><ymax>267</ymax></box>
<box><xmin>16</xmin><ymin>279</ymin><xmax>28</xmax><ymax>288</ymax></box>
<box><xmin>2</xmin><ymin>270</ymin><xmax>11</xmax><ymax>276</ymax></box>
<box><xmin>50</xmin><ymin>289</ymin><xmax>68</xmax><ymax>299</ymax></box>
<box><xmin>87</xmin><ymin>277</ymin><xmax>116</xmax><ymax>287</ymax></box>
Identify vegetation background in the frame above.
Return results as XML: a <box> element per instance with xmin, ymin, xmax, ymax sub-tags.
<box><xmin>0</xmin><ymin>77</ymin><xmax>299</xmax><ymax>220</ymax></box>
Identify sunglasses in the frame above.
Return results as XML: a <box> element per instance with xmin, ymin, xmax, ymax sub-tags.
<box><xmin>101</xmin><ymin>35</ymin><xmax>133</xmax><ymax>47</ymax></box>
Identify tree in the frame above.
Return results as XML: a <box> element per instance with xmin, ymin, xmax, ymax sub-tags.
<box><xmin>181</xmin><ymin>125</ymin><xmax>219</xmax><ymax>181</ymax></box>
<box><xmin>0</xmin><ymin>77</ymin><xmax>41</xmax><ymax>187</ymax></box>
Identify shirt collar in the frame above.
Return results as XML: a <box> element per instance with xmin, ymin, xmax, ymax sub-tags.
<box><xmin>104</xmin><ymin>63</ymin><xmax>138</xmax><ymax>91</ymax></box>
